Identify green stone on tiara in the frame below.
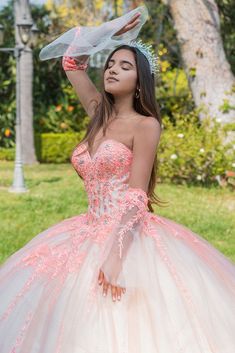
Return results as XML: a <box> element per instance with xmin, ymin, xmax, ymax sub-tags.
<box><xmin>129</xmin><ymin>39</ymin><xmax>160</xmax><ymax>76</ymax></box>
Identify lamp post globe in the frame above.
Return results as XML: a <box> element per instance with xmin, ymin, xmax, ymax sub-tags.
<box><xmin>0</xmin><ymin>24</ymin><xmax>4</xmax><ymax>46</ymax></box>
<box><xmin>17</xmin><ymin>15</ymin><xmax>33</xmax><ymax>45</ymax></box>
<box><xmin>30</xmin><ymin>23</ymin><xmax>39</xmax><ymax>48</ymax></box>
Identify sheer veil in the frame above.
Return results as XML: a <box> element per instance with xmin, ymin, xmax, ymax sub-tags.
<box><xmin>39</xmin><ymin>5</ymin><xmax>149</xmax><ymax>61</ymax></box>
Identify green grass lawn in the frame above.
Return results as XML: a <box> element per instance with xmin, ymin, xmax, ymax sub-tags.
<box><xmin>0</xmin><ymin>161</ymin><xmax>234</xmax><ymax>265</ymax></box>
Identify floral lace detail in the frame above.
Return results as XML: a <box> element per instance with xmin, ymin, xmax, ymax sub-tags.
<box><xmin>117</xmin><ymin>187</ymin><xmax>149</xmax><ymax>258</ymax></box>
<box><xmin>0</xmin><ymin>232</ymin><xmax>88</xmax><ymax>322</ymax></box>
<box><xmin>96</xmin><ymin>187</ymin><xmax>149</xmax><ymax>288</ymax></box>
<box><xmin>9</xmin><ymin>310</ymin><xmax>33</xmax><ymax>353</ymax></box>
<box><xmin>21</xmin><ymin>242</ymin><xmax>86</xmax><ymax>275</ymax></box>
<box><xmin>71</xmin><ymin>139</ymin><xmax>133</xmax><ymax>181</ymax></box>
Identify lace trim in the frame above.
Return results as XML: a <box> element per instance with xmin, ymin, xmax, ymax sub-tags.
<box><xmin>116</xmin><ymin>187</ymin><xmax>149</xmax><ymax>258</ymax></box>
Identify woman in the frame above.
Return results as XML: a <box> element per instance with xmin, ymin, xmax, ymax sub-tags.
<box><xmin>0</xmin><ymin>10</ymin><xmax>235</xmax><ymax>353</ymax></box>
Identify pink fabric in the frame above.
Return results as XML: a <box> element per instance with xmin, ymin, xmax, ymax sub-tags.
<box><xmin>0</xmin><ymin>138</ymin><xmax>235</xmax><ymax>353</ymax></box>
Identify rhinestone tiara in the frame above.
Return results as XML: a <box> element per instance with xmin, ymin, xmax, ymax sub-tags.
<box><xmin>129</xmin><ymin>39</ymin><xmax>160</xmax><ymax>76</ymax></box>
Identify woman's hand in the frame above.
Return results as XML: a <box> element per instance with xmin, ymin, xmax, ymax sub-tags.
<box><xmin>98</xmin><ymin>269</ymin><xmax>126</xmax><ymax>302</ymax></box>
<box><xmin>114</xmin><ymin>12</ymin><xmax>141</xmax><ymax>36</ymax></box>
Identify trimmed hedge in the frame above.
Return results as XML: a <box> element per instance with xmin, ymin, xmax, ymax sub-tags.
<box><xmin>0</xmin><ymin>147</ymin><xmax>15</xmax><ymax>161</ymax></box>
<box><xmin>34</xmin><ymin>132</ymin><xmax>85</xmax><ymax>163</ymax></box>
<box><xmin>0</xmin><ymin>132</ymin><xmax>85</xmax><ymax>163</ymax></box>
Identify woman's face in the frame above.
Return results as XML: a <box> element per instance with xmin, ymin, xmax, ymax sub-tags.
<box><xmin>104</xmin><ymin>49</ymin><xmax>138</xmax><ymax>97</ymax></box>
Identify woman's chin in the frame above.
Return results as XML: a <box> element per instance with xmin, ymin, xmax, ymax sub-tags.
<box><xmin>104</xmin><ymin>88</ymin><xmax>119</xmax><ymax>95</ymax></box>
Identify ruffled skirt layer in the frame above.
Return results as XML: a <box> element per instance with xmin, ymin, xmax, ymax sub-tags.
<box><xmin>0</xmin><ymin>212</ymin><xmax>235</xmax><ymax>353</ymax></box>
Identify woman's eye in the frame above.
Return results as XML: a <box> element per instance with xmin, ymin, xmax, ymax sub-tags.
<box><xmin>106</xmin><ymin>65</ymin><xmax>129</xmax><ymax>70</ymax></box>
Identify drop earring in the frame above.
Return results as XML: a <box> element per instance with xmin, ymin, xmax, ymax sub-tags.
<box><xmin>135</xmin><ymin>87</ymin><xmax>140</xmax><ymax>99</ymax></box>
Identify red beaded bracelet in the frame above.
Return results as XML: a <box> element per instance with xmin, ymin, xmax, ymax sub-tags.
<box><xmin>62</xmin><ymin>56</ymin><xmax>89</xmax><ymax>71</ymax></box>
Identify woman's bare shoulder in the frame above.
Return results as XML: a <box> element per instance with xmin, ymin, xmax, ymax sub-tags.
<box><xmin>133</xmin><ymin>114</ymin><xmax>161</xmax><ymax>130</ymax></box>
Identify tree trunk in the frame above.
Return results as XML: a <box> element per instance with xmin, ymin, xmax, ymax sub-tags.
<box><xmin>162</xmin><ymin>0</ymin><xmax>235</xmax><ymax>125</ymax></box>
<box><xmin>14</xmin><ymin>0</ymin><xmax>37</xmax><ymax>164</ymax></box>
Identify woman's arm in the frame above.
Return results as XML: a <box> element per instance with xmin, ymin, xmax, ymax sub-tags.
<box><xmin>99</xmin><ymin>117</ymin><xmax>162</xmax><ymax>288</ymax></box>
<box><xmin>62</xmin><ymin>12</ymin><xmax>141</xmax><ymax>119</ymax></box>
<box><xmin>63</xmin><ymin>55</ymin><xmax>101</xmax><ymax>119</ymax></box>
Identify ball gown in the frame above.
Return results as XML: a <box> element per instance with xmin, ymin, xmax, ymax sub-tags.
<box><xmin>0</xmin><ymin>138</ymin><xmax>235</xmax><ymax>353</ymax></box>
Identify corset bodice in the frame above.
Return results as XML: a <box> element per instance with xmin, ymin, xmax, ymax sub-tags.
<box><xmin>71</xmin><ymin>139</ymin><xmax>134</xmax><ymax>222</ymax></box>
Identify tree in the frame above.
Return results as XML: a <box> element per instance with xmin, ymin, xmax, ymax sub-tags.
<box><xmin>217</xmin><ymin>0</ymin><xmax>235</xmax><ymax>75</ymax></box>
<box><xmin>14</xmin><ymin>0</ymin><xmax>37</xmax><ymax>164</ymax></box>
<box><xmin>161</xmin><ymin>0</ymin><xmax>235</xmax><ymax>125</ymax></box>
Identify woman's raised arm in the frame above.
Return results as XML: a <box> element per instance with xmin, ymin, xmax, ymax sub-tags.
<box><xmin>62</xmin><ymin>12</ymin><xmax>141</xmax><ymax>119</ymax></box>
<box><xmin>63</xmin><ymin>55</ymin><xmax>101</xmax><ymax>119</ymax></box>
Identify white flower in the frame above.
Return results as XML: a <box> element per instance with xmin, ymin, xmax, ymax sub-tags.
<box><xmin>216</xmin><ymin>118</ymin><xmax>221</xmax><ymax>123</ymax></box>
<box><xmin>177</xmin><ymin>133</ymin><xmax>184</xmax><ymax>138</ymax></box>
<box><xmin>170</xmin><ymin>154</ymin><xmax>178</xmax><ymax>160</ymax></box>
<box><xmin>199</xmin><ymin>148</ymin><xmax>205</xmax><ymax>153</ymax></box>
<box><xmin>232</xmin><ymin>162</ymin><xmax>235</xmax><ymax>168</ymax></box>
<box><xmin>196</xmin><ymin>175</ymin><xmax>202</xmax><ymax>180</ymax></box>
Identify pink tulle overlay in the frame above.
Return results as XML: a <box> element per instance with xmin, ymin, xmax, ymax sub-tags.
<box><xmin>0</xmin><ymin>138</ymin><xmax>235</xmax><ymax>353</ymax></box>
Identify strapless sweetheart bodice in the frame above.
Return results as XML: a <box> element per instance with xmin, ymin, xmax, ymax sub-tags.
<box><xmin>71</xmin><ymin>139</ymin><xmax>135</xmax><ymax>222</ymax></box>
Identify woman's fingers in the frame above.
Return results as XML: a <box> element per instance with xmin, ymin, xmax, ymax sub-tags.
<box><xmin>100</xmin><ymin>270</ymin><xmax>126</xmax><ymax>301</ymax></box>
<box><xmin>114</xmin><ymin>13</ymin><xmax>141</xmax><ymax>36</ymax></box>
<box><xmin>111</xmin><ymin>285</ymin><xmax>118</xmax><ymax>302</ymax></box>
<box><xmin>98</xmin><ymin>269</ymin><xmax>104</xmax><ymax>285</ymax></box>
<box><xmin>111</xmin><ymin>284</ymin><xmax>126</xmax><ymax>301</ymax></box>
<box><xmin>102</xmin><ymin>279</ymin><xmax>109</xmax><ymax>296</ymax></box>
<box><xmin>116</xmin><ymin>287</ymin><xmax>123</xmax><ymax>301</ymax></box>
<box><xmin>127</xmin><ymin>12</ymin><xmax>141</xmax><ymax>25</ymax></box>
<box><xmin>124</xmin><ymin>18</ymin><xmax>141</xmax><ymax>31</ymax></box>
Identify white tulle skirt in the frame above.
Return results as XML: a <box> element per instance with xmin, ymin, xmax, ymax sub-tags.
<box><xmin>0</xmin><ymin>212</ymin><xmax>235</xmax><ymax>353</ymax></box>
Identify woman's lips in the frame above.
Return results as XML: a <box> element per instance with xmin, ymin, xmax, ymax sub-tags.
<box><xmin>106</xmin><ymin>77</ymin><xmax>119</xmax><ymax>82</ymax></box>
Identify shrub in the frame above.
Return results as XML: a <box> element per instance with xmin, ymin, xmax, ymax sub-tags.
<box><xmin>158</xmin><ymin>113</ymin><xmax>235</xmax><ymax>185</ymax></box>
<box><xmin>157</xmin><ymin>67</ymin><xmax>195</xmax><ymax>119</ymax></box>
<box><xmin>35</xmin><ymin>132</ymin><xmax>85</xmax><ymax>163</ymax></box>
<box><xmin>0</xmin><ymin>147</ymin><xmax>15</xmax><ymax>161</ymax></box>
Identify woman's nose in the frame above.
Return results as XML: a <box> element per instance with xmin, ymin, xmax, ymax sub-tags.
<box><xmin>109</xmin><ymin>66</ymin><xmax>118</xmax><ymax>75</ymax></box>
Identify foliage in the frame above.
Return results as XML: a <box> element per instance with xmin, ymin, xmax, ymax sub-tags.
<box><xmin>44</xmin><ymin>0</ymin><xmax>110</xmax><ymax>30</ymax></box>
<box><xmin>0</xmin><ymin>104</ymin><xmax>16</xmax><ymax>148</ymax></box>
<box><xmin>158</xmin><ymin>113</ymin><xmax>235</xmax><ymax>186</ymax></box>
<box><xmin>34</xmin><ymin>79</ymin><xmax>91</xmax><ymax>133</ymax></box>
<box><xmin>141</xmin><ymin>1</ymin><xmax>181</xmax><ymax>68</ymax></box>
<box><xmin>0</xmin><ymin>147</ymin><xmax>15</xmax><ymax>160</ymax></box>
<box><xmin>0</xmin><ymin>0</ymin><xmax>16</xmax><ymax>148</ymax></box>
<box><xmin>217</xmin><ymin>0</ymin><xmax>235</xmax><ymax>74</ymax></box>
<box><xmin>34</xmin><ymin>131</ymin><xmax>85</xmax><ymax>163</ymax></box>
<box><xmin>156</xmin><ymin>66</ymin><xmax>194</xmax><ymax>119</ymax></box>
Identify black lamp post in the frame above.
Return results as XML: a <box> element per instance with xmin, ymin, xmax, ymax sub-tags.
<box><xmin>0</xmin><ymin>15</ymin><xmax>39</xmax><ymax>193</ymax></box>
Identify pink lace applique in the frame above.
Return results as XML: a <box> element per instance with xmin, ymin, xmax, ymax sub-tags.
<box><xmin>9</xmin><ymin>310</ymin><xmax>33</xmax><ymax>353</ymax></box>
<box><xmin>117</xmin><ymin>189</ymin><xmax>149</xmax><ymax>258</ymax></box>
<box><xmin>153</xmin><ymin>232</ymin><xmax>194</xmax><ymax>307</ymax></box>
<box><xmin>22</xmin><ymin>241</ymin><xmax>86</xmax><ymax>277</ymax></box>
<box><xmin>1</xmin><ymin>238</ymin><xmax>87</xmax><ymax>322</ymax></box>
<box><xmin>0</xmin><ymin>272</ymin><xmax>38</xmax><ymax>322</ymax></box>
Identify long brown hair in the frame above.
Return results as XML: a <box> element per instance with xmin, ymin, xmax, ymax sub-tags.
<box><xmin>78</xmin><ymin>44</ymin><xmax>168</xmax><ymax>212</ymax></box>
